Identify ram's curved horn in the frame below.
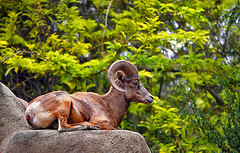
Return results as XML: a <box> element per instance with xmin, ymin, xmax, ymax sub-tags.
<box><xmin>108</xmin><ymin>60</ymin><xmax>139</xmax><ymax>92</ymax></box>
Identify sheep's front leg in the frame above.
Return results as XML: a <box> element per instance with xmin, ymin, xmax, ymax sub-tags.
<box><xmin>58</xmin><ymin>124</ymin><xmax>91</xmax><ymax>132</ymax></box>
<box><xmin>88</xmin><ymin>120</ymin><xmax>116</xmax><ymax>130</ymax></box>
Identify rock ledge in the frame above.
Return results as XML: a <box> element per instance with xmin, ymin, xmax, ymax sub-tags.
<box><xmin>3</xmin><ymin>130</ymin><xmax>150</xmax><ymax>153</ymax></box>
<box><xmin>0</xmin><ymin>82</ymin><xmax>150</xmax><ymax>153</ymax></box>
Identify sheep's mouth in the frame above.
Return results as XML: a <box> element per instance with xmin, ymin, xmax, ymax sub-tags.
<box><xmin>145</xmin><ymin>99</ymin><xmax>153</xmax><ymax>105</ymax></box>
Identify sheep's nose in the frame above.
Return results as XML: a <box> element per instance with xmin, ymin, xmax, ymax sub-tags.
<box><xmin>150</xmin><ymin>95</ymin><xmax>154</xmax><ymax>100</ymax></box>
<box><xmin>147</xmin><ymin>95</ymin><xmax>153</xmax><ymax>103</ymax></box>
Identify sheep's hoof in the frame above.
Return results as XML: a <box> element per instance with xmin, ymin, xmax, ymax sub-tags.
<box><xmin>58</xmin><ymin>125</ymin><xmax>90</xmax><ymax>132</ymax></box>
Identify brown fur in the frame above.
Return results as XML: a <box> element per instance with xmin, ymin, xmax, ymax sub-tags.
<box><xmin>25</xmin><ymin>62</ymin><xmax>153</xmax><ymax>131</ymax></box>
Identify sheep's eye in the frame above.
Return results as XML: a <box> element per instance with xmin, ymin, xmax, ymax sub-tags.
<box><xmin>132</xmin><ymin>82</ymin><xmax>137</xmax><ymax>85</ymax></box>
<box><xmin>132</xmin><ymin>82</ymin><xmax>140</xmax><ymax>89</ymax></box>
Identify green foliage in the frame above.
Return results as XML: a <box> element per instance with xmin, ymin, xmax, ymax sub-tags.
<box><xmin>1</xmin><ymin>0</ymin><xmax>240</xmax><ymax>152</ymax></box>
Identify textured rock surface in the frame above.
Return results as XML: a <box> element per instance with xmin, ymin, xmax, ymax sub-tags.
<box><xmin>0</xmin><ymin>82</ymin><xmax>151</xmax><ymax>153</ymax></box>
<box><xmin>0</xmin><ymin>82</ymin><xmax>29</xmax><ymax>144</ymax></box>
<box><xmin>2</xmin><ymin>130</ymin><xmax>150</xmax><ymax>153</ymax></box>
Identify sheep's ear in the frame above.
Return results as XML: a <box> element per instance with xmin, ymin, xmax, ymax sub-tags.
<box><xmin>116</xmin><ymin>70</ymin><xmax>126</xmax><ymax>82</ymax></box>
<box><xmin>111</xmin><ymin>70</ymin><xmax>127</xmax><ymax>92</ymax></box>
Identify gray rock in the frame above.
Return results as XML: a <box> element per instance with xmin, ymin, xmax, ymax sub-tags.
<box><xmin>0</xmin><ymin>82</ymin><xmax>151</xmax><ymax>153</ymax></box>
<box><xmin>2</xmin><ymin>130</ymin><xmax>150</xmax><ymax>153</ymax></box>
<box><xmin>0</xmin><ymin>82</ymin><xmax>29</xmax><ymax>144</ymax></box>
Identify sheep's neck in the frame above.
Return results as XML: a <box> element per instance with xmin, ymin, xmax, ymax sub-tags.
<box><xmin>102</xmin><ymin>87</ymin><xmax>130</xmax><ymax>127</ymax></box>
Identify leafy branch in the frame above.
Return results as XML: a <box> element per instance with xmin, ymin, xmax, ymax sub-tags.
<box><xmin>1</xmin><ymin>51</ymin><xmax>46</xmax><ymax>63</ymax></box>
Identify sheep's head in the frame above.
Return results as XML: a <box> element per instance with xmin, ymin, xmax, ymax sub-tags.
<box><xmin>108</xmin><ymin>60</ymin><xmax>153</xmax><ymax>105</ymax></box>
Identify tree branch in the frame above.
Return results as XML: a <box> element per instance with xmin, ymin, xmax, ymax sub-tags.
<box><xmin>101</xmin><ymin>1</ymin><xmax>112</xmax><ymax>54</ymax></box>
<box><xmin>204</xmin><ymin>84</ymin><xmax>224</xmax><ymax>106</ymax></box>
<box><xmin>1</xmin><ymin>51</ymin><xmax>46</xmax><ymax>62</ymax></box>
<box><xmin>174</xmin><ymin>134</ymin><xmax>184</xmax><ymax>153</ymax></box>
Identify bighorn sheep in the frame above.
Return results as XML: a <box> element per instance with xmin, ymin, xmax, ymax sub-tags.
<box><xmin>25</xmin><ymin>60</ymin><xmax>153</xmax><ymax>131</ymax></box>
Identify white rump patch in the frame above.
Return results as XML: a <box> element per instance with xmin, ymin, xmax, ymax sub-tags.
<box><xmin>26</xmin><ymin>101</ymin><xmax>55</xmax><ymax>128</ymax></box>
<box><xmin>33</xmin><ymin>111</ymin><xmax>55</xmax><ymax>128</ymax></box>
<box><xmin>25</xmin><ymin>101</ymin><xmax>41</xmax><ymax>117</ymax></box>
